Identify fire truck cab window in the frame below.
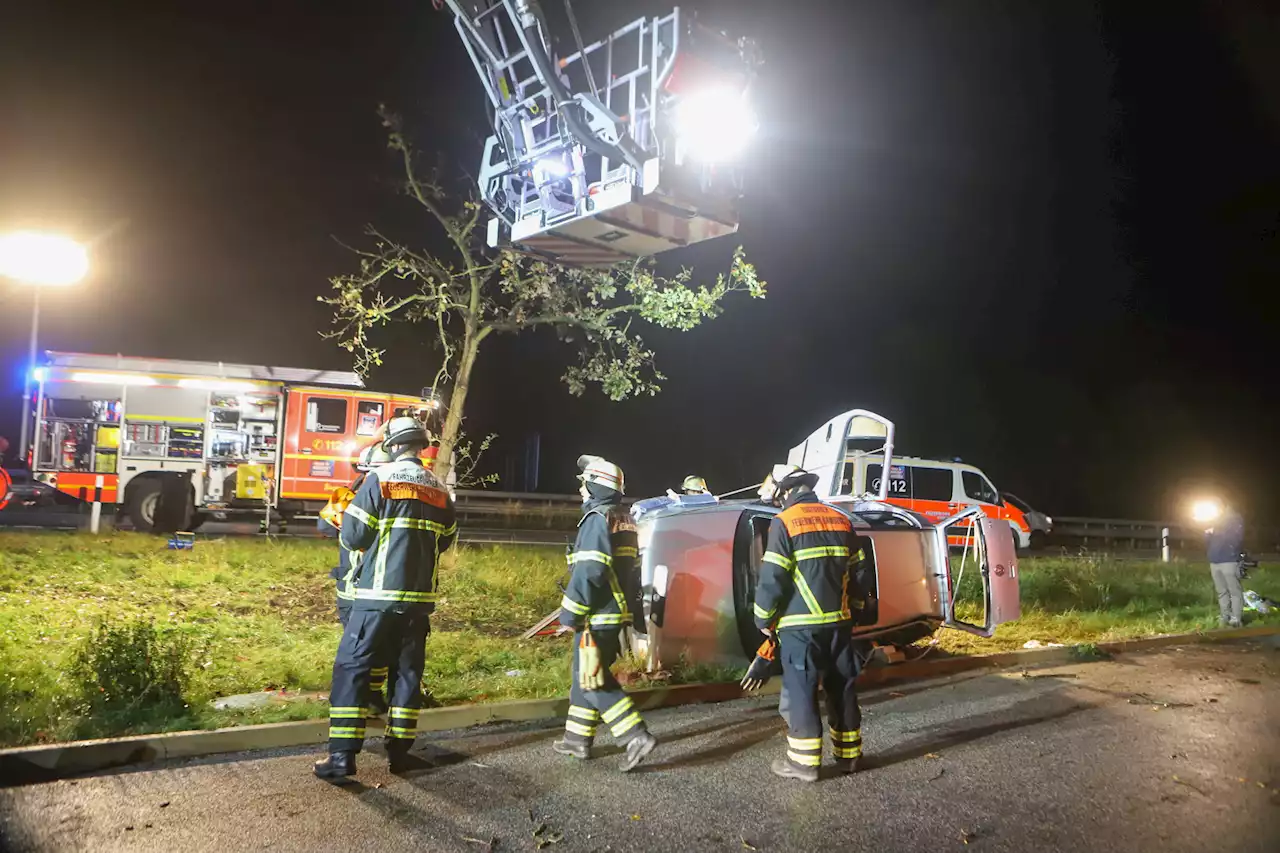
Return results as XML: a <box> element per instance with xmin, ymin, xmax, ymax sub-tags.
<box><xmin>306</xmin><ymin>398</ymin><xmax>347</xmax><ymax>434</ymax></box>
<box><xmin>962</xmin><ymin>471</ymin><xmax>1000</xmax><ymax>505</ymax></box>
<box><xmin>356</xmin><ymin>401</ymin><xmax>384</xmax><ymax>436</ymax></box>
<box><xmin>912</xmin><ymin>467</ymin><xmax>955</xmax><ymax>502</ymax></box>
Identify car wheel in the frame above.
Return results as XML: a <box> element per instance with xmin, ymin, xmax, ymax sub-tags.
<box><xmin>1030</xmin><ymin>530</ymin><xmax>1047</xmax><ymax>551</ymax></box>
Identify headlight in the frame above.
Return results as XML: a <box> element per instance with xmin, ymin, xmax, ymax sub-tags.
<box><xmin>1190</xmin><ymin>499</ymin><xmax>1222</xmax><ymax>524</ymax></box>
<box><xmin>672</xmin><ymin>85</ymin><xmax>758</xmax><ymax>164</ymax></box>
<box><xmin>1045</xmin><ymin>516</ymin><xmax>1053</xmax><ymax>525</ymax></box>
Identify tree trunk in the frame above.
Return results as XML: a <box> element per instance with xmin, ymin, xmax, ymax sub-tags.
<box><xmin>433</xmin><ymin>334</ymin><xmax>481</xmax><ymax>483</ymax></box>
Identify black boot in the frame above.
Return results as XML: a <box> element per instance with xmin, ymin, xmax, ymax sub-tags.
<box><xmin>386</xmin><ymin>742</ymin><xmax>427</xmax><ymax>774</ymax></box>
<box><xmin>771</xmin><ymin>757</ymin><xmax>819</xmax><ymax>783</ymax></box>
<box><xmin>619</xmin><ymin>731</ymin><xmax>657</xmax><ymax>773</ymax></box>
<box><xmin>552</xmin><ymin>739</ymin><xmax>592</xmax><ymax>760</ymax></box>
<box><xmin>834</xmin><ymin>757</ymin><xmax>860</xmax><ymax>775</ymax></box>
<box><xmin>313</xmin><ymin>751</ymin><xmax>357</xmax><ymax>782</ymax></box>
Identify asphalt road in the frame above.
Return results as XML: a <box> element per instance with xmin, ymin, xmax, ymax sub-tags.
<box><xmin>3</xmin><ymin>639</ymin><xmax>1278</xmax><ymax>853</ymax></box>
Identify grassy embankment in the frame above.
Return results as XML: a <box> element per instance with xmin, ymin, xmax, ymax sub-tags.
<box><xmin>0</xmin><ymin>530</ymin><xmax>1276</xmax><ymax>748</ymax></box>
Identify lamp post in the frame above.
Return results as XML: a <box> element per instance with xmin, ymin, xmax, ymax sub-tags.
<box><xmin>0</xmin><ymin>231</ymin><xmax>89</xmax><ymax>464</ymax></box>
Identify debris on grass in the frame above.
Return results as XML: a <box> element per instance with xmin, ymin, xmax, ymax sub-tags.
<box><xmin>1172</xmin><ymin>775</ymin><xmax>1208</xmax><ymax>796</ymax></box>
<box><xmin>740</xmin><ymin>836</ymin><xmax>759</xmax><ymax>850</ymax></box>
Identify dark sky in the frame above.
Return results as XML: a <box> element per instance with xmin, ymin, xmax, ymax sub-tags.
<box><xmin>1</xmin><ymin>1</ymin><xmax>1277</xmax><ymax>519</ymax></box>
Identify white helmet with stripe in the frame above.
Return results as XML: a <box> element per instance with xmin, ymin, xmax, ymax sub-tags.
<box><xmin>577</xmin><ymin>454</ymin><xmax>625</xmax><ymax>495</ymax></box>
<box><xmin>758</xmin><ymin>463</ymin><xmax>819</xmax><ymax>506</ymax></box>
<box><xmin>355</xmin><ymin>444</ymin><xmax>393</xmax><ymax>472</ymax></box>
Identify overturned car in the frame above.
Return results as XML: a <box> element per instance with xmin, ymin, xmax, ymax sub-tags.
<box><xmin>628</xmin><ymin>410</ymin><xmax>1022</xmax><ymax>670</ymax></box>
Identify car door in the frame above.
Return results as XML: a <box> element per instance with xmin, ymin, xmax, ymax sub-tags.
<box><xmin>939</xmin><ymin>508</ymin><xmax>1021</xmax><ymax>636</ymax></box>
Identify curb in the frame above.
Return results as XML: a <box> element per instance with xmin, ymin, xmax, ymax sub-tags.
<box><xmin>1</xmin><ymin>625</ymin><xmax>1274</xmax><ymax>786</ymax></box>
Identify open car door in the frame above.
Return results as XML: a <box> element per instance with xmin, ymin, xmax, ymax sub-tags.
<box><xmin>787</xmin><ymin>409</ymin><xmax>896</xmax><ymax>501</ymax></box>
<box><xmin>938</xmin><ymin>507</ymin><xmax>1021</xmax><ymax>637</ymax></box>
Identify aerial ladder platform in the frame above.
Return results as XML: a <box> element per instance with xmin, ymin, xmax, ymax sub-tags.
<box><xmin>439</xmin><ymin>1</ymin><xmax>761</xmax><ymax>267</ymax></box>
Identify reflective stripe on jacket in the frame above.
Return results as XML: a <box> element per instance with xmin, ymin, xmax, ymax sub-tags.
<box><xmin>560</xmin><ymin>501</ymin><xmax>641</xmax><ymax>631</ymax></box>
<box><xmin>753</xmin><ymin>490</ymin><xmax>869</xmax><ymax>632</ymax></box>
<box><xmin>339</xmin><ymin>458</ymin><xmax>457</xmax><ymax>612</ymax></box>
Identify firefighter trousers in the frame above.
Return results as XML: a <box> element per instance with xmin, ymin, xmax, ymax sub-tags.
<box><xmin>337</xmin><ymin>598</ymin><xmax>392</xmax><ymax>698</ymax></box>
<box><xmin>328</xmin><ymin>609</ymin><xmax>430</xmax><ymax>754</ymax></box>
<box><xmin>778</xmin><ymin>627</ymin><xmax>862</xmax><ymax>769</ymax></box>
<box><xmin>563</xmin><ymin>629</ymin><xmax>648</xmax><ymax>748</ymax></box>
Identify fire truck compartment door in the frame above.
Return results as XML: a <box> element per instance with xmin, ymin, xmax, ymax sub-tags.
<box><xmin>940</xmin><ymin>509</ymin><xmax>1021</xmax><ymax>637</ymax></box>
<box><xmin>786</xmin><ymin>409</ymin><xmax>895</xmax><ymax>500</ymax></box>
<box><xmin>125</xmin><ymin>386</ymin><xmax>209</xmax><ymax>423</ymax></box>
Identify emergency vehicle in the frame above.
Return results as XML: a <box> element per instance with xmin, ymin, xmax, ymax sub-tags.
<box><xmin>786</xmin><ymin>410</ymin><xmax>1032</xmax><ymax>550</ymax></box>
<box><xmin>26</xmin><ymin>351</ymin><xmax>446</xmax><ymax>532</ymax></box>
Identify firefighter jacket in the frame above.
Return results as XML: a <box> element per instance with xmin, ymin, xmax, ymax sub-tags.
<box><xmin>319</xmin><ymin>474</ymin><xmax>365</xmax><ymax>587</ymax></box>
<box><xmin>340</xmin><ymin>457</ymin><xmax>457</xmax><ymax>613</ymax></box>
<box><xmin>559</xmin><ymin>497</ymin><xmax>642</xmax><ymax>632</ymax></box>
<box><xmin>753</xmin><ymin>490</ymin><xmax>870</xmax><ymax>632</ymax></box>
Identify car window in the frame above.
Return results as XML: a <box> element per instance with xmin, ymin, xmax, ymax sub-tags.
<box><xmin>912</xmin><ymin>467</ymin><xmax>954</xmax><ymax>501</ymax></box>
<box><xmin>1004</xmin><ymin>492</ymin><xmax>1029</xmax><ymax>512</ymax></box>
<box><xmin>865</xmin><ymin>463</ymin><xmax>909</xmax><ymax>498</ymax></box>
<box><xmin>962</xmin><ymin>471</ymin><xmax>1000</xmax><ymax>504</ymax></box>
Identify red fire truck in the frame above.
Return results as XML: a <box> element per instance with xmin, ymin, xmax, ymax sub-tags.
<box><xmin>27</xmin><ymin>351</ymin><xmax>446</xmax><ymax>532</ymax></box>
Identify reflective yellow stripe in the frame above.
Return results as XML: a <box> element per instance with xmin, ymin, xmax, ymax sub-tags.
<box><xmin>777</xmin><ymin>611</ymin><xmax>850</xmax><ymax>629</ymax></box>
<box><xmin>377</xmin><ymin>517</ymin><xmax>452</xmax><ymax>535</ymax></box>
<box><xmin>787</xmin><ymin>750</ymin><xmax>823</xmax><ymax>767</ymax></box>
<box><xmin>609</xmin><ymin>712</ymin><xmax>643</xmax><ymax>737</ymax></box>
<box><xmin>329</xmin><ymin>726</ymin><xmax>366</xmax><ymax>738</ymax></box>
<box><xmin>833</xmin><ymin>745</ymin><xmax>863</xmax><ymax>759</ymax></box>
<box><xmin>788</xmin><ymin>736</ymin><xmax>822</xmax><ymax>750</ymax></box>
<box><xmin>337</xmin><ymin>587</ymin><xmax>357</xmax><ymax>601</ymax></box>
<box><xmin>386</xmin><ymin>726</ymin><xmax>417</xmax><ymax>739</ymax></box>
<box><xmin>794</xmin><ymin>545</ymin><xmax>850</xmax><ymax>561</ymax></box>
<box><xmin>389</xmin><ymin>707</ymin><xmax>420</xmax><ymax>719</ymax></box>
<box><xmin>614</xmin><ymin>546</ymin><xmax>638</xmax><ymax>558</ymax></box>
<box><xmin>352</xmin><ymin>589</ymin><xmax>438</xmax><ymax>602</ymax></box>
<box><xmin>560</xmin><ymin>595</ymin><xmax>590</xmax><ymax>616</ymax></box>
<box><xmin>345</xmin><ymin>504</ymin><xmax>376</xmax><ymax>525</ymax></box>
<box><xmin>789</xmin><ymin>566</ymin><xmax>824</xmax><ymax>616</ymax></box>
<box><xmin>589</xmin><ymin>613</ymin><xmax>626</xmax><ymax>626</ymax></box>
<box><xmin>830</xmin><ymin>728</ymin><xmax>862</xmax><ymax>743</ymax></box>
<box><xmin>753</xmin><ymin>602</ymin><xmax>775</xmax><ymax>620</ymax></box>
<box><xmin>602</xmin><ymin>697</ymin><xmax>635</xmax><ymax>724</ymax></box>
<box><xmin>369</xmin><ymin>667</ymin><xmax>389</xmax><ymax>677</ymax></box>
<box><xmin>569</xmin><ymin>550</ymin><xmax>613</xmax><ymax>566</ymax></box>
<box><xmin>763</xmin><ymin>551</ymin><xmax>794</xmax><ymax>570</ymax></box>
<box><xmin>604</xmin><ymin>566</ymin><xmax>631</xmax><ymax>622</ymax></box>
<box><xmin>328</xmin><ymin>707</ymin><xmax>364</xmax><ymax>719</ymax></box>
<box><xmin>373</xmin><ymin>515</ymin><xmax>393</xmax><ymax>591</ymax></box>
<box><xmin>565</xmin><ymin>720</ymin><xmax>598</xmax><ymax>738</ymax></box>
<box><xmin>568</xmin><ymin>706</ymin><xmax>601</xmax><ymax>722</ymax></box>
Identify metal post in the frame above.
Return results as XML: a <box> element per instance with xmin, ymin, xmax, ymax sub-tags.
<box><xmin>17</xmin><ymin>286</ymin><xmax>41</xmax><ymax>463</ymax></box>
<box><xmin>1161</xmin><ymin>527</ymin><xmax>1170</xmax><ymax>563</ymax></box>
<box><xmin>90</xmin><ymin>474</ymin><xmax>103</xmax><ymax>534</ymax></box>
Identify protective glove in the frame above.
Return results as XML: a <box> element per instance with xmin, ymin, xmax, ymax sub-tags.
<box><xmin>578</xmin><ymin>630</ymin><xmax>605</xmax><ymax>691</ymax></box>
<box><xmin>740</xmin><ymin>634</ymin><xmax>778</xmax><ymax>692</ymax></box>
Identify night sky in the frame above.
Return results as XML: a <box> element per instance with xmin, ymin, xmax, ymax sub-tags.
<box><xmin>2</xmin><ymin>1</ymin><xmax>1277</xmax><ymax>520</ymax></box>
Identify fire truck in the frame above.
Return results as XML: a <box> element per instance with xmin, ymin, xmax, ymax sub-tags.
<box><xmin>27</xmin><ymin>351</ymin><xmax>446</xmax><ymax>532</ymax></box>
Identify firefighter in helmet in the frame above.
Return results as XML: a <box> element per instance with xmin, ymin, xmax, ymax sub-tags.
<box><xmin>754</xmin><ymin>464</ymin><xmax>869</xmax><ymax>782</ymax></box>
<box><xmin>314</xmin><ymin>416</ymin><xmax>457</xmax><ymax>781</ymax></box>
<box><xmin>553</xmin><ymin>454</ymin><xmax>658</xmax><ymax>772</ymax></box>
<box><xmin>681</xmin><ymin>475</ymin><xmax>710</xmax><ymax>496</ymax></box>
<box><xmin>318</xmin><ymin>444</ymin><xmax>394</xmax><ymax>712</ymax></box>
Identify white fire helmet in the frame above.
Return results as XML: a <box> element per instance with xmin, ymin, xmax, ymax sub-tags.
<box><xmin>355</xmin><ymin>444</ymin><xmax>393</xmax><ymax>472</ymax></box>
<box><xmin>758</xmin><ymin>464</ymin><xmax>820</xmax><ymax>505</ymax></box>
<box><xmin>577</xmin><ymin>454</ymin><xmax>625</xmax><ymax>495</ymax></box>
<box><xmin>682</xmin><ymin>475</ymin><xmax>709</xmax><ymax>495</ymax></box>
<box><xmin>382</xmin><ymin>415</ymin><xmax>430</xmax><ymax>451</ymax></box>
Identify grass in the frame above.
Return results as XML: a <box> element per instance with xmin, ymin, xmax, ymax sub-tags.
<box><xmin>937</xmin><ymin>550</ymin><xmax>1280</xmax><ymax>655</ymax></box>
<box><xmin>0</xmin><ymin>531</ymin><xmax>1276</xmax><ymax>748</ymax></box>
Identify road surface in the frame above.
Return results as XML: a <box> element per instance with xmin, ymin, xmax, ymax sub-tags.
<box><xmin>2</xmin><ymin>639</ymin><xmax>1277</xmax><ymax>852</ymax></box>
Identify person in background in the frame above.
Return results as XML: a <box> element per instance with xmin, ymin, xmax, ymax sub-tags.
<box><xmin>1205</xmin><ymin>502</ymin><xmax>1246</xmax><ymax>628</ymax></box>
<box><xmin>681</xmin><ymin>475</ymin><xmax>710</xmax><ymax>496</ymax></box>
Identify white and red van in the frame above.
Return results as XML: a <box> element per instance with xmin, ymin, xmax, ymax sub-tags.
<box><xmin>786</xmin><ymin>410</ymin><xmax>1030</xmax><ymax>550</ymax></box>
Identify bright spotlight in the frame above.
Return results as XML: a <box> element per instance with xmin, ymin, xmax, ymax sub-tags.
<box><xmin>0</xmin><ymin>231</ymin><xmax>89</xmax><ymax>286</ymax></box>
<box><xmin>535</xmin><ymin>157</ymin><xmax>571</xmax><ymax>177</ymax></box>
<box><xmin>672</xmin><ymin>85</ymin><xmax>758</xmax><ymax>164</ymax></box>
<box><xmin>1190</xmin><ymin>498</ymin><xmax>1222</xmax><ymax>524</ymax></box>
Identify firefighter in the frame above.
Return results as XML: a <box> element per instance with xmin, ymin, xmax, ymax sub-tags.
<box><xmin>754</xmin><ymin>464</ymin><xmax>868</xmax><ymax>783</ymax></box>
<box><xmin>681</xmin><ymin>475</ymin><xmax>710</xmax><ymax>496</ymax></box>
<box><xmin>318</xmin><ymin>444</ymin><xmax>394</xmax><ymax>712</ymax></box>
<box><xmin>552</xmin><ymin>455</ymin><xmax>658</xmax><ymax>773</ymax></box>
<box><xmin>314</xmin><ymin>417</ymin><xmax>457</xmax><ymax>781</ymax></box>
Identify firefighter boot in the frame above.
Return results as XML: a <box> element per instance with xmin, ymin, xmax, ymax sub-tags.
<box><xmin>619</xmin><ymin>731</ymin><xmax>657</xmax><ymax>773</ymax></box>
<box><xmin>771</xmin><ymin>757</ymin><xmax>819</xmax><ymax>783</ymax></box>
<box><xmin>834</xmin><ymin>757</ymin><xmax>860</xmax><ymax>775</ymax></box>
<box><xmin>386</xmin><ymin>742</ymin><xmax>428</xmax><ymax>775</ymax></box>
<box><xmin>313</xmin><ymin>751</ymin><xmax>357</xmax><ymax>782</ymax></box>
<box><xmin>552</xmin><ymin>739</ymin><xmax>592</xmax><ymax>760</ymax></box>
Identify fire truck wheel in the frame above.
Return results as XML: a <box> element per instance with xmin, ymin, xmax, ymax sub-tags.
<box><xmin>125</xmin><ymin>478</ymin><xmax>176</xmax><ymax>532</ymax></box>
<box><xmin>188</xmin><ymin>512</ymin><xmax>208</xmax><ymax>532</ymax></box>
